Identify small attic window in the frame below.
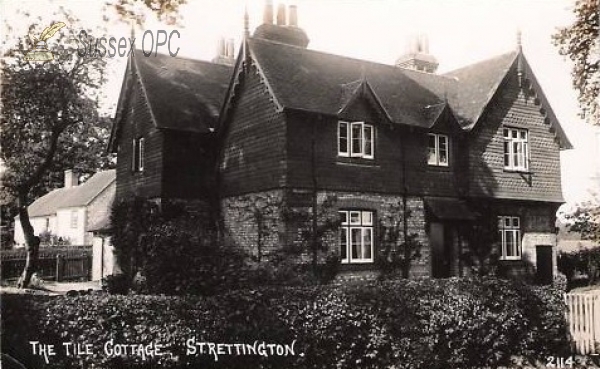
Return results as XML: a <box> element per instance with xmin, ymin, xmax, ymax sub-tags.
<box><xmin>338</xmin><ymin>121</ymin><xmax>374</xmax><ymax>159</ymax></box>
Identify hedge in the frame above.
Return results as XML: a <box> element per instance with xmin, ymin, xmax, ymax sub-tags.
<box><xmin>2</xmin><ymin>278</ymin><xmax>570</xmax><ymax>369</ymax></box>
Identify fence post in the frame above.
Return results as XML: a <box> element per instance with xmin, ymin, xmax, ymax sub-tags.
<box><xmin>55</xmin><ymin>255</ymin><xmax>62</xmax><ymax>282</ymax></box>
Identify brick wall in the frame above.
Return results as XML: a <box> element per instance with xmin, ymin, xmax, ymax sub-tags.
<box><xmin>220</xmin><ymin>189</ymin><xmax>432</xmax><ymax>279</ymax></box>
<box><xmin>285</xmin><ymin>189</ymin><xmax>431</xmax><ymax>279</ymax></box>
<box><xmin>221</xmin><ymin>190</ymin><xmax>285</xmax><ymax>261</ymax></box>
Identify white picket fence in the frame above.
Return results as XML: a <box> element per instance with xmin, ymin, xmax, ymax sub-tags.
<box><xmin>564</xmin><ymin>291</ymin><xmax>600</xmax><ymax>354</ymax></box>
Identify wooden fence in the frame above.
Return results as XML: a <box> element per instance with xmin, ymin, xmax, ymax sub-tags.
<box><xmin>564</xmin><ymin>291</ymin><xmax>600</xmax><ymax>354</ymax></box>
<box><xmin>1</xmin><ymin>246</ymin><xmax>92</xmax><ymax>282</ymax></box>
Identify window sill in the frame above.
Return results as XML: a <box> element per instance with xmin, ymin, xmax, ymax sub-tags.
<box><xmin>503</xmin><ymin>168</ymin><xmax>532</xmax><ymax>174</ymax></box>
<box><xmin>336</xmin><ymin>159</ymin><xmax>379</xmax><ymax>169</ymax></box>
<box><xmin>498</xmin><ymin>258</ymin><xmax>523</xmax><ymax>262</ymax></box>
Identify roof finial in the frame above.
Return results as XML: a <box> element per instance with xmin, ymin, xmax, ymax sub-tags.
<box><xmin>244</xmin><ymin>6</ymin><xmax>250</xmax><ymax>38</ymax></box>
<box><xmin>516</xmin><ymin>28</ymin><xmax>522</xmax><ymax>52</ymax></box>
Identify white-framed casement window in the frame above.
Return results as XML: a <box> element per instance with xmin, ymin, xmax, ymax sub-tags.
<box><xmin>427</xmin><ymin>133</ymin><xmax>449</xmax><ymax>166</ymax></box>
<box><xmin>503</xmin><ymin>128</ymin><xmax>529</xmax><ymax>171</ymax></box>
<box><xmin>338</xmin><ymin>121</ymin><xmax>374</xmax><ymax>159</ymax></box>
<box><xmin>70</xmin><ymin>210</ymin><xmax>78</xmax><ymax>229</ymax></box>
<box><xmin>132</xmin><ymin>137</ymin><xmax>145</xmax><ymax>172</ymax></box>
<box><xmin>339</xmin><ymin>210</ymin><xmax>374</xmax><ymax>263</ymax></box>
<box><xmin>498</xmin><ymin>216</ymin><xmax>521</xmax><ymax>260</ymax></box>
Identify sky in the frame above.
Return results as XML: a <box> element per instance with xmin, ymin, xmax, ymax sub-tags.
<box><xmin>2</xmin><ymin>0</ymin><xmax>599</xmax><ymax>204</ymax></box>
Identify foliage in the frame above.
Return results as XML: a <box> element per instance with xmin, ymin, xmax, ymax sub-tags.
<box><xmin>553</xmin><ymin>0</ymin><xmax>600</xmax><ymax>123</ymax></box>
<box><xmin>558</xmin><ymin>248</ymin><xmax>600</xmax><ymax>288</ymax></box>
<box><xmin>38</xmin><ymin>231</ymin><xmax>70</xmax><ymax>246</ymax></box>
<box><xmin>109</xmin><ymin>197</ymin><xmax>160</xmax><ymax>281</ymax></box>
<box><xmin>142</xmin><ymin>216</ymin><xmax>250</xmax><ymax>295</ymax></box>
<box><xmin>461</xmin><ymin>212</ymin><xmax>501</xmax><ymax>276</ymax></box>
<box><xmin>282</xmin><ymin>195</ymin><xmax>342</xmax><ymax>282</ymax></box>
<box><xmin>1</xmin><ymin>278</ymin><xmax>570</xmax><ymax>369</ymax></box>
<box><xmin>561</xmin><ymin>196</ymin><xmax>600</xmax><ymax>244</ymax></box>
<box><xmin>1</xmin><ymin>6</ymin><xmax>111</xmax><ymax>287</ymax></box>
<box><xmin>377</xmin><ymin>200</ymin><xmax>423</xmax><ymax>279</ymax></box>
<box><xmin>102</xmin><ymin>273</ymin><xmax>130</xmax><ymax>295</ymax></box>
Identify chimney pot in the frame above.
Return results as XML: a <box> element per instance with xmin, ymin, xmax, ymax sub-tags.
<box><xmin>227</xmin><ymin>39</ymin><xmax>235</xmax><ymax>58</ymax></box>
<box><xmin>218</xmin><ymin>38</ymin><xmax>225</xmax><ymax>57</ymax></box>
<box><xmin>288</xmin><ymin>5</ymin><xmax>298</xmax><ymax>26</ymax></box>
<box><xmin>263</xmin><ymin>0</ymin><xmax>273</xmax><ymax>24</ymax></box>
<box><xmin>64</xmin><ymin>170</ymin><xmax>77</xmax><ymax>188</ymax></box>
<box><xmin>276</xmin><ymin>3</ymin><xmax>286</xmax><ymax>25</ymax></box>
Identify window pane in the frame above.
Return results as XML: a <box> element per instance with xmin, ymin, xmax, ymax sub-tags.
<box><xmin>520</xmin><ymin>130</ymin><xmax>527</xmax><ymax>140</ymax></box>
<box><xmin>351</xmin><ymin>228</ymin><xmax>361</xmax><ymax>260</ymax></box>
<box><xmin>339</xmin><ymin>211</ymin><xmax>348</xmax><ymax>225</ymax></box>
<box><xmin>339</xmin><ymin>122</ymin><xmax>348</xmax><ymax>154</ymax></box>
<box><xmin>506</xmin><ymin>231</ymin><xmax>515</xmax><ymax>256</ymax></box>
<box><xmin>504</xmin><ymin>142</ymin><xmax>510</xmax><ymax>167</ymax></box>
<box><xmin>503</xmin><ymin>129</ymin><xmax>509</xmax><ymax>138</ymax></box>
<box><xmin>352</xmin><ymin>124</ymin><xmax>362</xmax><ymax>154</ymax></box>
<box><xmin>515</xmin><ymin>231</ymin><xmax>521</xmax><ymax>256</ymax></box>
<box><xmin>364</xmin><ymin>125</ymin><xmax>373</xmax><ymax>157</ymax></box>
<box><xmin>363</xmin><ymin>228</ymin><xmax>372</xmax><ymax>259</ymax></box>
<box><xmin>428</xmin><ymin>134</ymin><xmax>437</xmax><ymax>165</ymax></box>
<box><xmin>512</xmin><ymin>130</ymin><xmax>518</xmax><ymax>139</ymax></box>
<box><xmin>350</xmin><ymin>211</ymin><xmax>361</xmax><ymax>225</ymax></box>
<box><xmin>512</xmin><ymin>217</ymin><xmax>520</xmax><ymax>228</ymax></box>
<box><xmin>439</xmin><ymin>136</ymin><xmax>448</xmax><ymax>164</ymax></box>
<box><xmin>340</xmin><ymin>228</ymin><xmax>348</xmax><ymax>261</ymax></box>
<box><xmin>362</xmin><ymin>211</ymin><xmax>372</xmax><ymax>225</ymax></box>
<box><xmin>139</xmin><ymin>138</ymin><xmax>145</xmax><ymax>170</ymax></box>
<box><xmin>504</xmin><ymin>217</ymin><xmax>511</xmax><ymax>227</ymax></box>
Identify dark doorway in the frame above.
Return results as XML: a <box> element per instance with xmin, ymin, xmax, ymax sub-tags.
<box><xmin>430</xmin><ymin>222</ymin><xmax>454</xmax><ymax>278</ymax></box>
<box><xmin>535</xmin><ymin>245</ymin><xmax>553</xmax><ymax>285</ymax></box>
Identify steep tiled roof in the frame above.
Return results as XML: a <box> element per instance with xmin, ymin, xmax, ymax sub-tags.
<box><xmin>134</xmin><ymin>52</ymin><xmax>233</xmax><ymax>133</ymax></box>
<box><xmin>25</xmin><ymin>170</ymin><xmax>116</xmax><ymax>218</ymax></box>
<box><xmin>443</xmin><ymin>51</ymin><xmax>518</xmax><ymax>130</ymax></box>
<box><xmin>248</xmin><ymin>37</ymin><xmax>450</xmax><ymax>128</ymax></box>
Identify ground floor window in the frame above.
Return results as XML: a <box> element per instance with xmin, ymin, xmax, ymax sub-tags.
<box><xmin>339</xmin><ymin>210</ymin><xmax>374</xmax><ymax>263</ymax></box>
<box><xmin>498</xmin><ymin>216</ymin><xmax>521</xmax><ymax>260</ymax></box>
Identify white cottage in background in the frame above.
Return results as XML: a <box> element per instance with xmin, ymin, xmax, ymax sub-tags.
<box><xmin>14</xmin><ymin>170</ymin><xmax>116</xmax><ymax>246</ymax></box>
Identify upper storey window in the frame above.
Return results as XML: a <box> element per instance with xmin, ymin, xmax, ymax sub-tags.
<box><xmin>132</xmin><ymin>137</ymin><xmax>145</xmax><ymax>172</ymax></box>
<box><xmin>428</xmin><ymin>133</ymin><xmax>449</xmax><ymax>166</ymax></box>
<box><xmin>338</xmin><ymin>121</ymin><xmax>374</xmax><ymax>159</ymax></box>
<box><xmin>503</xmin><ymin>128</ymin><xmax>528</xmax><ymax>171</ymax></box>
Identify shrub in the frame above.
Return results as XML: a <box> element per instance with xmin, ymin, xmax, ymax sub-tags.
<box><xmin>102</xmin><ymin>273</ymin><xmax>129</xmax><ymax>294</ymax></box>
<box><xmin>1</xmin><ymin>278</ymin><xmax>570</xmax><ymax>369</ymax></box>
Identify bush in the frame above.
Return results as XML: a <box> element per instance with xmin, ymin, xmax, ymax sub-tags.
<box><xmin>1</xmin><ymin>278</ymin><xmax>570</xmax><ymax>369</ymax></box>
<box><xmin>102</xmin><ymin>273</ymin><xmax>129</xmax><ymax>294</ymax></box>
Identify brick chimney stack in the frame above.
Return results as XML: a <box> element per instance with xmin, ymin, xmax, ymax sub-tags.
<box><xmin>395</xmin><ymin>34</ymin><xmax>438</xmax><ymax>73</ymax></box>
<box><xmin>288</xmin><ymin>5</ymin><xmax>298</xmax><ymax>27</ymax></box>
<box><xmin>276</xmin><ymin>3</ymin><xmax>286</xmax><ymax>25</ymax></box>
<box><xmin>64</xmin><ymin>169</ymin><xmax>78</xmax><ymax>188</ymax></box>
<box><xmin>212</xmin><ymin>37</ymin><xmax>235</xmax><ymax>66</ymax></box>
<box><xmin>263</xmin><ymin>0</ymin><xmax>273</xmax><ymax>24</ymax></box>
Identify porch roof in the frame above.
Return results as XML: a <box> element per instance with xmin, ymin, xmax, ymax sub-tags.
<box><xmin>424</xmin><ymin>197</ymin><xmax>478</xmax><ymax>221</ymax></box>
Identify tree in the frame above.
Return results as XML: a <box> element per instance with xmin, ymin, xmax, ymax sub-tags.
<box><xmin>1</xmin><ymin>15</ymin><xmax>107</xmax><ymax>287</ymax></box>
<box><xmin>377</xmin><ymin>200</ymin><xmax>423</xmax><ymax>279</ymax></box>
<box><xmin>553</xmin><ymin>0</ymin><xmax>600</xmax><ymax>124</ymax></box>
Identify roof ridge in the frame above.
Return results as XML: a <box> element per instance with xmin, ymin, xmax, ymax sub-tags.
<box><xmin>133</xmin><ymin>50</ymin><xmax>233</xmax><ymax>69</ymax></box>
<box><xmin>249</xmin><ymin>37</ymin><xmax>458</xmax><ymax>83</ymax></box>
<box><xmin>443</xmin><ymin>50</ymin><xmax>518</xmax><ymax>76</ymax></box>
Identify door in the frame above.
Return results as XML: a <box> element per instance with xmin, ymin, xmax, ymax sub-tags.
<box><xmin>430</xmin><ymin>222</ymin><xmax>452</xmax><ymax>278</ymax></box>
<box><xmin>536</xmin><ymin>245</ymin><xmax>553</xmax><ymax>285</ymax></box>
